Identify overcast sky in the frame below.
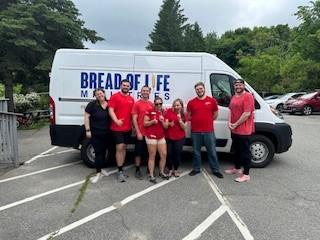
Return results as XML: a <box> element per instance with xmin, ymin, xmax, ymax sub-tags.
<box><xmin>72</xmin><ymin>0</ymin><xmax>309</xmax><ymax>50</ymax></box>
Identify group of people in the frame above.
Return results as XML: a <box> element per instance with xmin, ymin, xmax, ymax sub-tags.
<box><xmin>84</xmin><ymin>78</ymin><xmax>254</xmax><ymax>184</ymax></box>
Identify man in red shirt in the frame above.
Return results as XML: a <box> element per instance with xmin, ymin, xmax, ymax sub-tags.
<box><xmin>132</xmin><ymin>85</ymin><xmax>154</xmax><ymax>179</ymax></box>
<box><xmin>108</xmin><ymin>79</ymin><xmax>135</xmax><ymax>182</ymax></box>
<box><xmin>187</xmin><ymin>82</ymin><xmax>223</xmax><ymax>178</ymax></box>
<box><xmin>225</xmin><ymin>79</ymin><xmax>255</xmax><ymax>183</ymax></box>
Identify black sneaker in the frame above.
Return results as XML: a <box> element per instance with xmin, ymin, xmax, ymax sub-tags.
<box><xmin>149</xmin><ymin>176</ymin><xmax>157</xmax><ymax>184</ymax></box>
<box><xmin>212</xmin><ymin>171</ymin><xmax>224</xmax><ymax>178</ymax></box>
<box><xmin>135</xmin><ymin>170</ymin><xmax>143</xmax><ymax>180</ymax></box>
<box><xmin>159</xmin><ymin>172</ymin><xmax>169</xmax><ymax>180</ymax></box>
<box><xmin>189</xmin><ymin>170</ymin><xmax>200</xmax><ymax>176</ymax></box>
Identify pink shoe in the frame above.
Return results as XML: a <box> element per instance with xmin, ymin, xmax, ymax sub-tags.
<box><xmin>224</xmin><ymin>167</ymin><xmax>243</xmax><ymax>175</ymax></box>
<box><xmin>235</xmin><ymin>174</ymin><xmax>250</xmax><ymax>182</ymax></box>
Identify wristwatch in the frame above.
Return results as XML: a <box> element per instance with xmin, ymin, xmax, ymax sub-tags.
<box><xmin>86</xmin><ymin>129</ymin><xmax>91</xmax><ymax>132</ymax></box>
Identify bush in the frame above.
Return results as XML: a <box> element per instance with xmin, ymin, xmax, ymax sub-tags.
<box><xmin>14</xmin><ymin>92</ymin><xmax>41</xmax><ymax>113</ymax></box>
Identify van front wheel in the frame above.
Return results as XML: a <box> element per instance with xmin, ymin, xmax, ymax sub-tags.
<box><xmin>250</xmin><ymin>135</ymin><xmax>275</xmax><ymax>168</ymax></box>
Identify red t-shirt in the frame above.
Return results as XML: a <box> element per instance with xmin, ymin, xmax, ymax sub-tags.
<box><xmin>145</xmin><ymin>109</ymin><xmax>165</xmax><ymax>139</ymax></box>
<box><xmin>131</xmin><ymin>99</ymin><xmax>154</xmax><ymax>136</ymax></box>
<box><xmin>164</xmin><ymin>108</ymin><xmax>187</xmax><ymax>140</ymax></box>
<box><xmin>108</xmin><ymin>92</ymin><xmax>134</xmax><ymax>131</ymax></box>
<box><xmin>229</xmin><ymin>92</ymin><xmax>255</xmax><ymax>135</ymax></box>
<box><xmin>187</xmin><ymin>96</ymin><xmax>218</xmax><ymax>132</ymax></box>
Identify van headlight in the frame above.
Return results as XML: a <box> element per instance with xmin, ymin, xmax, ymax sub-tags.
<box><xmin>270</xmin><ymin>106</ymin><xmax>283</xmax><ymax>119</ymax></box>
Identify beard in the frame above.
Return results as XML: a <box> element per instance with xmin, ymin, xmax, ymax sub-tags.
<box><xmin>197</xmin><ymin>91</ymin><xmax>205</xmax><ymax>98</ymax></box>
<box><xmin>121</xmin><ymin>88</ymin><xmax>129</xmax><ymax>94</ymax></box>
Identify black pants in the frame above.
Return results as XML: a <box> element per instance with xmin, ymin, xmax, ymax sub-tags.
<box><xmin>91</xmin><ymin>131</ymin><xmax>110</xmax><ymax>172</ymax></box>
<box><xmin>167</xmin><ymin>138</ymin><xmax>184</xmax><ymax>171</ymax></box>
<box><xmin>231</xmin><ymin>133</ymin><xmax>251</xmax><ymax>175</ymax></box>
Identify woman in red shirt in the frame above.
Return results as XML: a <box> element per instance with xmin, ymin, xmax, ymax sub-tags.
<box><xmin>144</xmin><ymin>97</ymin><xmax>169</xmax><ymax>183</ymax></box>
<box><xmin>165</xmin><ymin>99</ymin><xmax>187</xmax><ymax>177</ymax></box>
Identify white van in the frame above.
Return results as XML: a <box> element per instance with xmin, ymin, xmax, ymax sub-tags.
<box><xmin>49</xmin><ymin>49</ymin><xmax>292</xmax><ymax>168</ymax></box>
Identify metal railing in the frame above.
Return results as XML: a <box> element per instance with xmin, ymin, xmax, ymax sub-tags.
<box><xmin>0</xmin><ymin>99</ymin><xmax>20</xmax><ymax>167</ymax></box>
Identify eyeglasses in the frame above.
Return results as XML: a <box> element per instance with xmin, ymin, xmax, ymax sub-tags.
<box><xmin>155</xmin><ymin>103</ymin><xmax>162</xmax><ymax>106</ymax></box>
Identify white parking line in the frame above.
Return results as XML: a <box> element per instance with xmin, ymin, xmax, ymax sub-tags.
<box><xmin>202</xmin><ymin>169</ymin><xmax>254</xmax><ymax>240</ymax></box>
<box><xmin>0</xmin><ymin>161</ymin><xmax>81</xmax><ymax>183</ymax></box>
<box><xmin>37</xmin><ymin>171</ymin><xmax>189</xmax><ymax>240</ymax></box>
<box><xmin>37</xmin><ymin>149</ymin><xmax>78</xmax><ymax>158</ymax></box>
<box><xmin>0</xmin><ymin>166</ymin><xmax>132</xmax><ymax>212</ymax></box>
<box><xmin>182</xmin><ymin>205</ymin><xmax>228</xmax><ymax>240</ymax></box>
<box><xmin>24</xmin><ymin>146</ymin><xmax>58</xmax><ymax>164</ymax></box>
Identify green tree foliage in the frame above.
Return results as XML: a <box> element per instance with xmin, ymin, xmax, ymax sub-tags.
<box><xmin>147</xmin><ymin>0</ymin><xmax>187</xmax><ymax>51</ymax></box>
<box><xmin>183</xmin><ymin>22</ymin><xmax>205</xmax><ymax>52</ymax></box>
<box><xmin>238</xmin><ymin>51</ymin><xmax>281</xmax><ymax>92</ymax></box>
<box><xmin>0</xmin><ymin>0</ymin><xmax>103</xmax><ymax>111</ymax></box>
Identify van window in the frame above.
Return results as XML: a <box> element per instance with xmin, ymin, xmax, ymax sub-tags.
<box><xmin>210</xmin><ymin>74</ymin><xmax>234</xmax><ymax>107</ymax></box>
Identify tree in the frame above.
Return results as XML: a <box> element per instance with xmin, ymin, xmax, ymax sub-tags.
<box><xmin>183</xmin><ymin>22</ymin><xmax>205</xmax><ymax>52</ymax></box>
<box><xmin>147</xmin><ymin>0</ymin><xmax>187</xmax><ymax>51</ymax></box>
<box><xmin>0</xmin><ymin>0</ymin><xmax>103</xmax><ymax>111</ymax></box>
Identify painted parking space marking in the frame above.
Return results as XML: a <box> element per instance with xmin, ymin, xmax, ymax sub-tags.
<box><xmin>37</xmin><ymin>171</ymin><xmax>189</xmax><ymax>240</ymax></box>
<box><xmin>182</xmin><ymin>205</ymin><xmax>228</xmax><ymax>240</ymax></box>
<box><xmin>24</xmin><ymin>146</ymin><xmax>58</xmax><ymax>164</ymax></box>
<box><xmin>36</xmin><ymin>149</ymin><xmax>78</xmax><ymax>158</ymax></box>
<box><xmin>0</xmin><ymin>165</ymin><xmax>132</xmax><ymax>212</ymax></box>
<box><xmin>0</xmin><ymin>161</ymin><xmax>81</xmax><ymax>183</ymax></box>
<box><xmin>202</xmin><ymin>168</ymin><xmax>254</xmax><ymax>240</ymax></box>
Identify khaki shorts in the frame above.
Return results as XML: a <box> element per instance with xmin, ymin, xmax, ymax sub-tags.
<box><xmin>145</xmin><ymin>137</ymin><xmax>166</xmax><ymax>145</ymax></box>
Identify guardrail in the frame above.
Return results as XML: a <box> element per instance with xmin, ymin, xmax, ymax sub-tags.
<box><xmin>0</xmin><ymin>99</ymin><xmax>21</xmax><ymax>167</ymax></box>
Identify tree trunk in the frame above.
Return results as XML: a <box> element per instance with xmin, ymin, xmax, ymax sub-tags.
<box><xmin>4</xmin><ymin>75</ymin><xmax>14</xmax><ymax>112</ymax></box>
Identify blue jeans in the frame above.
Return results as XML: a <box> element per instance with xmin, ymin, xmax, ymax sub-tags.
<box><xmin>191</xmin><ymin>132</ymin><xmax>220</xmax><ymax>173</ymax></box>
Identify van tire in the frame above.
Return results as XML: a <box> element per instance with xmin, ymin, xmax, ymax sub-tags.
<box><xmin>81</xmin><ymin>138</ymin><xmax>96</xmax><ymax>168</ymax></box>
<box><xmin>250</xmin><ymin>135</ymin><xmax>275</xmax><ymax>168</ymax></box>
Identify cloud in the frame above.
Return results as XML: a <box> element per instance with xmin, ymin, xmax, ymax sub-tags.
<box><xmin>73</xmin><ymin>0</ymin><xmax>309</xmax><ymax>50</ymax></box>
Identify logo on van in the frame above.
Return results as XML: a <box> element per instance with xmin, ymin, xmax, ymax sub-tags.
<box><xmin>80</xmin><ymin>72</ymin><xmax>170</xmax><ymax>100</ymax></box>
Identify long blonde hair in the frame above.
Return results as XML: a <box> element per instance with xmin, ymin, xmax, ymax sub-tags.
<box><xmin>172</xmin><ymin>98</ymin><xmax>185</xmax><ymax>122</ymax></box>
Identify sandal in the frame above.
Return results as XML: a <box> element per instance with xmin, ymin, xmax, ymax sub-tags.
<box><xmin>168</xmin><ymin>170</ymin><xmax>173</xmax><ymax>178</ymax></box>
<box><xmin>174</xmin><ymin>170</ymin><xmax>180</xmax><ymax>177</ymax></box>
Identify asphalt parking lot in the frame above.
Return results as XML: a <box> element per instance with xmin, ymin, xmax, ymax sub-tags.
<box><xmin>0</xmin><ymin>114</ymin><xmax>319</xmax><ymax>240</ymax></box>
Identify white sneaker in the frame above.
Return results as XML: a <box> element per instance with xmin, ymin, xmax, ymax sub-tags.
<box><xmin>91</xmin><ymin>173</ymin><xmax>103</xmax><ymax>183</ymax></box>
<box><xmin>101</xmin><ymin>169</ymin><xmax>109</xmax><ymax>176</ymax></box>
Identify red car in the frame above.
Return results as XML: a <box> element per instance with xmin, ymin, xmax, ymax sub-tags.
<box><xmin>284</xmin><ymin>91</ymin><xmax>320</xmax><ymax>115</ymax></box>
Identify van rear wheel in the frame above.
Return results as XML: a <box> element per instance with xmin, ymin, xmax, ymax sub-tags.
<box><xmin>81</xmin><ymin>139</ymin><xmax>96</xmax><ymax>168</ymax></box>
<box><xmin>250</xmin><ymin>135</ymin><xmax>275</xmax><ymax>168</ymax></box>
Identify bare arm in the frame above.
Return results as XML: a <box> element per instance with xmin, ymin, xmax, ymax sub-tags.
<box><xmin>144</xmin><ymin>115</ymin><xmax>157</xmax><ymax>127</ymax></box>
<box><xmin>84</xmin><ymin>112</ymin><xmax>92</xmax><ymax>138</ymax></box>
<box><xmin>109</xmin><ymin>107</ymin><xmax>123</xmax><ymax>126</ymax></box>
<box><xmin>132</xmin><ymin>114</ymin><xmax>142</xmax><ymax>139</ymax></box>
<box><xmin>229</xmin><ymin>111</ymin><xmax>251</xmax><ymax>130</ymax></box>
<box><xmin>213</xmin><ymin>110</ymin><xmax>218</xmax><ymax>120</ymax></box>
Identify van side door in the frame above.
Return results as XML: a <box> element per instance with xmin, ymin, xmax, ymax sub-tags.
<box><xmin>207</xmin><ymin>73</ymin><xmax>235</xmax><ymax>152</ymax></box>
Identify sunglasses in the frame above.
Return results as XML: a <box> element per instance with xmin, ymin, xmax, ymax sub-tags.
<box><xmin>155</xmin><ymin>103</ymin><xmax>163</xmax><ymax>106</ymax></box>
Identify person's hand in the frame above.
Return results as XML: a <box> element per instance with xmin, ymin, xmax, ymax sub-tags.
<box><xmin>137</xmin><ymin>132</ymin><xmax>143</xmax><ymax>140</ymax></box>
<box><xmin>177</xmin><ymin>113</ymin><xmax>181</xmax><ymax>120</ymax></box>
<box><xmin>116</xmin><ymin>118</ymin><xmax>124</xmax><ymax>126</ymax></box>
<box><xmin>159</xmin><ymin>115</ymin><xmax>164</xmax><ymax>122</ymax></box>
<box><xmin>152</xmin><ymin>119</ymin><xmax>158</xmax><ymax>124</ymax></box>
<box><xmin>228</xmin><ymin>122</ymin><xmax>237</xmax><ymax>130</ymax></box>
<box><xmin>169</xmin><ymin>121</ymin><xmax>175</xmax><ymax>127</ymax></box>
<box><xmin>86</xmin><ymin>131</ymin><xmax>92</xmax><ymax>139</ymax></box>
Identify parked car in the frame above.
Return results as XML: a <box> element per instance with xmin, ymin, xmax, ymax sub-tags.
<box><xmin>265</xmin><ymin>92</ymin><xmax>306</xmax><ymax>112</ymax></box>
<box><xmin>263</xmin><ymin>94</ymin><xmax>281</xmax><ymax>100</ymax></box>
<box><xmin>283</xmin><ymin>91</ymin><xmax>320</xmax><ymax>115</ymax></box>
